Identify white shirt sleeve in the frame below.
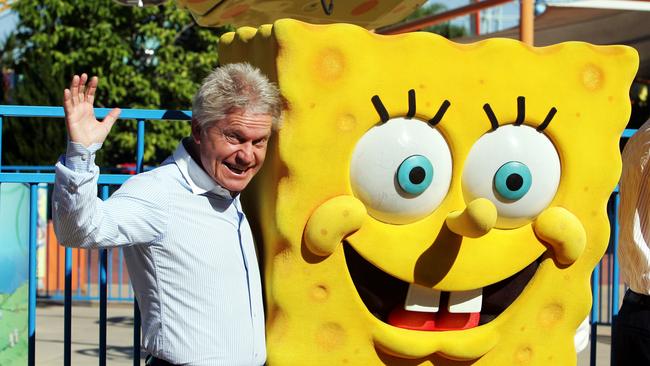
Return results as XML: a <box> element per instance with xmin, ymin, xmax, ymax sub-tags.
<box><xmin>574</xmin><ymin>316</ymin><xmax>590</xmax><ymax>353</ymax></box>
<box><xmin>52</xmin><ymin>141</ymin><xmax>168</xmax><ymax>248</ymax></box>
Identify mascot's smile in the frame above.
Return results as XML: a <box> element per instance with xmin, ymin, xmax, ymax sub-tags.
<box><xmin>343</xmin><ymin>241</ymin><xmax>540</xmax><ymax>332</ymax></box>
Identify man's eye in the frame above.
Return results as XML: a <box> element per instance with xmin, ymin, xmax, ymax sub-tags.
<box><xmin>225</xmin><ymin>134</ymin><xmax>240</xmax><ymax>142</ymax></box>
<box><xmin>254</xmin><ymin>139</ymin><xmax>268</xmax><ymax>147</ymax></box>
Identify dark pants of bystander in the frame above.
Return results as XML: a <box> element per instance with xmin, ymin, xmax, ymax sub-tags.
<box><xmin>612</xmin><ymin>289</ymin><xmax>650</xmax><ymax>366</ymax></box>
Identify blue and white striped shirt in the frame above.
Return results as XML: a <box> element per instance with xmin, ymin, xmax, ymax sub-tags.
<box><xmin>52</xmin><ymin>139</ymin><xmax>266</xmax><ymax>365</ymax></box>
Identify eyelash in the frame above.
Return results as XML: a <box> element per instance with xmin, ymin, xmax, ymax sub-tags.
<box><xmin>371</xmin><ymin>89</ymin><xmax>451</xmax><ymax>127</ymax></box>
<box><xmin>371</xmin><ymin>92</ymin><xmax>557</xmax><ymax>132</ymax></box>
<box><xmin>483</xmin><ymin>97</ymin><xmax>557</xmax><ymax>132</ymax></box>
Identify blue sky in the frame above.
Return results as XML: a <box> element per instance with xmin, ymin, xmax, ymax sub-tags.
<box><xmin>441</xmin><ymin>0</ymin><xmax>522</xmax><ymax>34</ymax></box>
<box><xmin>0</xmin><ymin>10</ymin><xmax>18</xmax><ymax>45</ymax></box>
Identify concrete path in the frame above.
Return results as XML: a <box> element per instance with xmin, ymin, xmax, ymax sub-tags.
<box><xmin>34</xmin><ymin>301</ymin><xmax>610</xmax><ymax>365</ymax></box>
<box><xmin>580</xmin><ymin>325</ymin><xmax>611</xmax><ymax>366</ymax></box>
<box><xmin>35</xmin><ymin>302</ymin><xmax>145</xmax><ymax>366</ymax></box>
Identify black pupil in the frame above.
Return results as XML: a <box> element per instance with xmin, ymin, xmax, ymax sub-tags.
<box><xmin>409</xmin><ymin>167</ymin><xmax>426</xmax><ymax>185</ymax></box>
<box><xmin>506</xmin><ymin>173</ymin><xmax>523</xmax><ymax>191</ymax></box>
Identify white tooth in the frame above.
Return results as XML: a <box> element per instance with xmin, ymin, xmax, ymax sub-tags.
<box><xmin>448</xmin><ymin>288</ymin><xmax>483</xmax><ymax>313</ymax></box>
<box><xmin>404</xmin><ymin>284</ymin><xmax>441</xmax><ymax>313</ymax></box>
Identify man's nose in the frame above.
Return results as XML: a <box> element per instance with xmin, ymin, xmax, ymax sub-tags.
<box><xmin>236</xmin><ymin>142</ymin><xmax>254</xmax><ymax>164</ymax></box>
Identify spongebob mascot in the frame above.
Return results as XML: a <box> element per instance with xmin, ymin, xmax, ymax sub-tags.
<box><xmin>218</xmin><ymin>19</ymin><xmax>637</xmax><ymax>366</ymax></box>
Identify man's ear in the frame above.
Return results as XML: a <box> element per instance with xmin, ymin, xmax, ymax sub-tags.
<box><xmin>191</xmin><ymin>118</ymin><xmax>201</xmax><ymax>144</ymax></box>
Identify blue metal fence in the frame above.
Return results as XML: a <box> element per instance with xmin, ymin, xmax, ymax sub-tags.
<box><xmin>0</xmin><ymin>104</ymin><xmax>637</xmax><ymax>365</ymax></box>
<box><xmin>2</xmin><ymin>169</ymin><xmax>148</xmax><ymax>303</ymax></box>
<box><xmin>0</xmin><ymin>105</ymin><xmax>191</xmax><ymax>366</ymax></box>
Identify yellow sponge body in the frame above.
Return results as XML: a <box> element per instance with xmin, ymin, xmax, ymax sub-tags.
<box><xmin>220</xmin><ymin>19</ymin><xmax>638</xmax><ymax>366</ymax></box>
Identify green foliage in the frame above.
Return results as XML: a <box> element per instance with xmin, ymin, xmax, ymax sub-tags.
<box><xmin>1</xmin><ymin>0</ymin><xmax>230</xmax><ymax>166</ymax></box>
<box><xmin>405</xmin><ymin>2</ymin><xmax>467</xmax><ymax>38</ymax></box>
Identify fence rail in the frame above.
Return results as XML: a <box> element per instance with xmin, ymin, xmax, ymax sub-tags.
<box><xmin>0</xmin><ymin>104</ymin><xmax>634</xmax><ymax>366</ymax></box>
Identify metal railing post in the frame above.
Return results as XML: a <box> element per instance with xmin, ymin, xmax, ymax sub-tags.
<box><xmin>136</xmin><ymin>119</ymin><xmax>145</xmax><ymax>173</ymax></box>
<box><xmin>590</xmin><ymin>262</ymin><xmax>600</xmax><ymax>366</ymax></box>
<box><xmin>100</xmin><ymin>185</ymin><xmax>109</xmax><ymax>366</ymax></box>
<box><xmin>119</xmin><ymin>249</ymin><xmax>125</xmax><ymax>299</ymax></box>
<box><xmin>64</xmin><ymin>251</ymin><xmax>72</xmax><ymax>366</ymax></box>
<box><xmin>0</xmin><ymin>114</ymin><xmax>3</xmax><ymax>170</ymax></box>
<box><xmin>28</xmin><ymin>184</ymin><xmax>38</xmax><ymax>366</ymax></box>
<box><xmin>133</xmin><ymin>118</ymin><xmax>146</xmax><ymax>365</ymax></box>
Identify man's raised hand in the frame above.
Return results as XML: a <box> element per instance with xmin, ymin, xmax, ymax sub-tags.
<box><xmin>63</xmin><ymin>73</ymin><xmax>121</xmax><ymax>148</ymax></box>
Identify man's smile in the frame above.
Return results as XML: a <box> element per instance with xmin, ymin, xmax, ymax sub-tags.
<box><xmin>223</xmin><ymin>162</ymin><xmax>249</xmax><ymax>175</ymax></box>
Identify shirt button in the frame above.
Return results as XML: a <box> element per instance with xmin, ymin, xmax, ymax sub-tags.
<box><xmin>81</xmin><ymin>154</ymin><xmax>88</xmax><ymax>161</ymax></box>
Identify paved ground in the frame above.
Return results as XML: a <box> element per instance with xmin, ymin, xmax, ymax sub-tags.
<box><xmin>581</xmin><ymin>326</ymin><xmax>612</xmax><ymax>366</ymax></box>
<box><xmin>35</xmin><ymin>301</ymin><xmax>611</xmax><ymax>365</ymax></box>
<box><xmin>35</xmin><ymin>302</ymin><xmax>145</xmax><ymax>366</ymax></box>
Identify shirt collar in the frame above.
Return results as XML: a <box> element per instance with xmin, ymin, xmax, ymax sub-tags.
<box><xmin>173</xmin><ymin>138</ymin><xmax>235</xmax><ymax>199</ymax></box>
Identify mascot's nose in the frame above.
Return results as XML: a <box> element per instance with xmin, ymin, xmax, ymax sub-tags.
<box><xmin>445</xmin><ymin>198</ymin><xmax>497</xmax><ymax>238</ymax></box>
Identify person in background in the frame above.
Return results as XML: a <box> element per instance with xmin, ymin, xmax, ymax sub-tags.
<box><xmin>52</xmin><ymin>63</ymin><xmax>283</xmax><ymax>366</ymax></box>
<box><xmin>613</xmin><ymin>117</ymin><xmax>650</xmax><ymax>365</ymax></box>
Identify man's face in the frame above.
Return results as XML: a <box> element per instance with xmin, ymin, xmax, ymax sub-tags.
<box><xmin>192</xmin><ymin>110</ymin><xmax>273</xmax><ymax>194</ymax></box>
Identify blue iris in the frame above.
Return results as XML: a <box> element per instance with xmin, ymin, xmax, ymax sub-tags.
<box><xmin>494</xmin><ymin>161</ymin><xmax>532</xmax><ymax>200</ymax></box>
<box><xmin>397</xmin><ymin>155</ymin><xmax>433</xmax><ymax>195</ymax></box>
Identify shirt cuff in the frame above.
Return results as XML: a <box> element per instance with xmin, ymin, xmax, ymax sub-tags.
<box><xmin>64</xmin><ymin>141</ymin><xmax>102</xmax><ymax>172</ymax></box>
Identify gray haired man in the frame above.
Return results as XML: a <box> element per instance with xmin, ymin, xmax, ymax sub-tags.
<box><xmin>53</xmin><ymin>63</ymin><xmax>282</xmax><ymax>366</ymax></box>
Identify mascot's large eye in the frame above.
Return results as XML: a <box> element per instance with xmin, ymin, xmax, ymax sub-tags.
<box><xmin>350</xmin><ymin>117</ymin><xmax>452</xmax><ymax>224</ymax></box>
<box><xmin>462</xmin><ymin>124</ymin><xmax>561</xmax><ymax>228</ymax></box>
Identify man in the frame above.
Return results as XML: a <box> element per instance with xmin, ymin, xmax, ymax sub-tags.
<box><xmin>613</xmin><ymin>117</ymin><xmax>650</xmax><ymax>365</ymax></box>
<box><xmin>52</xmin><ymin>63</ymin><xmax>283</xmax><ymax>366</ymax></box>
